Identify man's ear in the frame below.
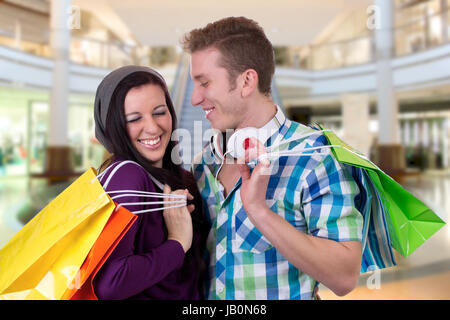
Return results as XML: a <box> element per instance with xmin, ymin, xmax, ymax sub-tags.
<box><xmin>240</xmin><ymin>69</ymin><xmax>258</xmax><ymax>98</ymax></box>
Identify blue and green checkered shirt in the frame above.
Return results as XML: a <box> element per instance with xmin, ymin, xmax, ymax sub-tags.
<box><xmin>192</xmin><ymin>116</ymin><xmax>394</xmax><ymax>300</ymax></box>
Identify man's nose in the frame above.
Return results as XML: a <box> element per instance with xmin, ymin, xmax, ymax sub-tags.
<box><xmin>190</xmin><ymin>85</ymin><xmax>203</xmax><ymax>107</ymax></box>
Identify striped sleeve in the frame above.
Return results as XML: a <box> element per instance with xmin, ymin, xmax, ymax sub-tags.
<box><xmin>301</xmin><ymin>154</ymin><xmax>364</xmax><ymax>242</ymax></box>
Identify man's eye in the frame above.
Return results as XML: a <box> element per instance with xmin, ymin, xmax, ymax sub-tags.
<box><xmin>201</xmin><ymin>82</ymin><xmax>209</xmax><ymax>87</ymax></box>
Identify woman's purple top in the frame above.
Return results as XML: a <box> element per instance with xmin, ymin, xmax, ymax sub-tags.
<box><xmin>93</xmin><ymin>160</ymin><xmax>206</xmax><ymax>300</ymax></box>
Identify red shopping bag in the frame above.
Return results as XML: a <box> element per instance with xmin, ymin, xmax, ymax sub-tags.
<box><xmin>62</xmin><ymin>204</ymin><xmax>137</xmax><ymax>300</ymax></box>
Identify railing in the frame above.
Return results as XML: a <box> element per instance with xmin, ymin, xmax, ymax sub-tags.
<box><xmin>303</xmin><ymin>35</ymin><xmax>374</xmax><ymax>70</ymax></box>
<box><xmin>0</xmin><ymin>7</ymin><xmax>449</xmax><ymax>71</ymax></box>
<box><xmin>69</xmin><ymin>36</ymin><xmax>143</xmax><ymax>69</ymax></box>
<box><xmin>286</xmin><ymin>7</ymin><xmax>450</xmax><ymax>70</ymax></box>
<box><xmin>394</xmin><ymin>7</ymin><xmax>450</xmax><ymax>56</ymax></box>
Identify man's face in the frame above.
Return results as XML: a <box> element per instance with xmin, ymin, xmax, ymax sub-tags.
<box><xmin>190</xmin><ymin>47</ymin><xmax>243</xmax><ymax>132</ymax></box>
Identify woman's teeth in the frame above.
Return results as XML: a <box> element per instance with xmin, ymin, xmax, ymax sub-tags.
<box><xmin>140</xmin><ymin>137</ymin><xmax>160</xmax><ymax>145</ymax></box>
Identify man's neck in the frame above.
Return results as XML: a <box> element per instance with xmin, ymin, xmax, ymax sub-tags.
<box><xmin>236</xmin><ymin>98</ymin><xmax>277</xmax><ymax>130</ymax></box>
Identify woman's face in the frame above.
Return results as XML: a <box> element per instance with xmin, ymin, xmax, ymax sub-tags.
<box><xmin>124</xmin><ymin>83</ymin><xmax>173</xmax><ymax>168</ymax></box>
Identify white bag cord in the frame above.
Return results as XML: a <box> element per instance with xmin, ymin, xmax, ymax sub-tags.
<box><xmin>91</xmin><ymin>160</ymin><xmax>165</xmax><ymax>190</ymax></box>
<box><xmin>267</xmin><ymin>129</ymin><xmax>330</xmax><ymax>151</ymax></box>
<box><xmin>214</xmin><ymin>131</ymin><xmax>336</xmax><ymax>187</ymax></box>
<box><xmin>91</xmin><ymin>160</ymin><xmax>188</xmax><ymax>214</ymax></box>
<box><xmin>99</xmin><ymin>189</ymin><xmax>188</xmax><ymax>214</ymax></box>
<box><xmin>107</xmin><ymin>190</ymin><xmax>186</xmax><ymax>199</ymax></box>
<box><xmin>259</xmin><ymin>143</ymin><xmax>379</xmax><ymax>171</ymax></box>
<box><xmin>258</xmin><ymin>145</ymin><xmax>340</xmax><ymax>161</ymax></box>
<box><xmin>212</xmin><ymin>129</ymin><xmax>379</xmax><ymax>188</ymax></box>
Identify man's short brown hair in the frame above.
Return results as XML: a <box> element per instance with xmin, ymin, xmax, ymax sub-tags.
<box><xmin>182</xmin><ymin>16</ymin><xmax>275</xmax><ymax>96</ymax></box>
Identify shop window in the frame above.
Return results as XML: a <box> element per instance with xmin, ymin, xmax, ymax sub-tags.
<box><xmin>29</xmin><ymin>102</ymin><xmax>48</xmax><ymax>174</ymax></box>
<box><xmin>68</xmin><ymin>104</ymin><xmax>103</xmax><ymax>170</ymax></box>
<box><xmin>0</xmin><ymin>105</ymin><xmax>28</xmax><ymax>176</ymax></box>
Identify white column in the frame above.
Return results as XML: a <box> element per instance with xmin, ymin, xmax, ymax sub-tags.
<box><xmin>14</xmin><ymin>19</ymin><xmax>22</xmax><ymax>49</ymax></box>
<box><xmin>413</xmin><ymin>121</ymin><xmax>419</xmax><ymax>146</ymax></box>
<box><xmin>442</xmin><ymin>0</ymin><xmax>449</xmax><ymax>43</ymax></box>
<box><xmin>374</xmin><ymin>0</ymin><xmax>400</xmax><ymax>145</ymax></box>
<box><xmin>423</xmin><ymin>120</ymin><xmax>430</xmax><ymax>147</ymax></box>
<box><xmin>341</xmin><ymin>93</ymin><xmax>371</xmax><ymax>156</ymax></box>
<box><xmin>432</xmin><ymin>120</ymin><xmax>440</xmax><ymax>153</ymax></box>
<box><xmin>49</xmin><ymin>0</ymin><xmax>71</xmax><ymax>146</ymax></box>
<box><xmin>443</xmin><ymin>118</ymin><xmax>449</xmax><ymax>168</ymax></box>
<box><xmin>403</xmin><ymin>120</ymin><xmax>410</xmax><ymax>146</ymax></box>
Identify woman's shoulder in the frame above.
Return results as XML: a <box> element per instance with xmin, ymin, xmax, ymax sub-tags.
<box><xmin>180</xmin><ymin>168</ymin><xmax>202</xmax><ymax>200</ymax></box>
<box><xmin>180</xmin><ymin>167</ymin><xmax>194</xmax><ymax>180</ymax></box>
<box><xmin>180</xmin><ymin>168</ymin><xmax>197</xmax><ymax>188</ymax></box>
<box><xmin>99</xmin><ymin>160</ymin><xmax>154</xmax><ymax>191</ymax></box>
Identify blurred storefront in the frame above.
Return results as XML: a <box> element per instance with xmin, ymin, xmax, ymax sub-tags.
<box><xmin>0</xmin><ymin>87</ymin><xmax>104</xmax><ymax>178</ymax></box>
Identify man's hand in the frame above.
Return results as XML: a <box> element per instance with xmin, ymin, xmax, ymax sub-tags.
<box><xmin>237</xmin><ymin>137</ymin><xmax>272</xmax><ymax>219</ymax></box>
<box><xmin>236</xmin><ymin>137</ymin><xmax>362</xmax><ymax>297</ymax></box>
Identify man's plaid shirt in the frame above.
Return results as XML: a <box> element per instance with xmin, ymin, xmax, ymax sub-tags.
<box><xmin>192</xmin><ymin>117</ymin><xmax>371</xmax><ymax>300</ymax></box>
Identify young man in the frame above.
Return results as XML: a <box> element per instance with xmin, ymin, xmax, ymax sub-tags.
<box><xmin>183</xmin><ymin>17</ymin><xmax>364</xmax><ymax>300</ymax></box>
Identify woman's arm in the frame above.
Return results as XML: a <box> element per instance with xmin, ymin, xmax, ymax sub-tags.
<box><xmin>93</xmin><ymin>162</ymin><xmax>187</xmax><ymax>300</ymax></box>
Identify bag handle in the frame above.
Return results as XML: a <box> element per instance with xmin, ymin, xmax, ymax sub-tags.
<box><xmin>92</xmin><ymin>160</ymin><xmax>187</xmax><ymax>215</ymax></box>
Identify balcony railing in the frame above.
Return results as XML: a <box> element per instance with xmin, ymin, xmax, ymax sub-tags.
<box><xmin>394</xmin><ymin>7</ymin><xmax>450</xmax><ymax>56</ymax></box>
<box><xmin>302</xmin><ymin>35</ymin><xmax>374</xmax><ymax>70</ymax></box>
<box><xmin>286</xmin><ymin>7</ymin><xmax>450</xmax><ymax>70</ymax></box>
<box><xmin>0</xmin><ymin>7</ymin><xmax>449</xmax><ymax>71</ymax></box>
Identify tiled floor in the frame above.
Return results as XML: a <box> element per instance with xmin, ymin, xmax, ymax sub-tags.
<box><xmin>1</xmin><ymin>170</ymin><xmax>449</xmax><ymax>300</ymax></box>
<box><xmin>0</xmin><ymin>177</ymin><xmax>29</xmax><ymax>248</ymax></box>
<box><xmin>320</xmin><ymin>270</ymin><xmax>450</xmax><ymax>300</ymax></box>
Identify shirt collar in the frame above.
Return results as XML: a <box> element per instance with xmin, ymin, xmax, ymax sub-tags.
<box><xmin>205</xmin><ymin>104</ymin><xmax>288</xmax><ymax>175</ymax></box>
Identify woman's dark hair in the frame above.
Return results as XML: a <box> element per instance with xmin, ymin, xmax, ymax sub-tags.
<box><xmin>102</xmin><ymin>71</ymin><xmax>187</xmax><ymax>192</ymax></box>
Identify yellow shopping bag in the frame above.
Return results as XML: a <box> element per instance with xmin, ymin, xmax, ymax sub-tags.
<box><xmin>0</xmin><ymin>168</ymin><xmax>115</xmax><ymax>300</ymax></box>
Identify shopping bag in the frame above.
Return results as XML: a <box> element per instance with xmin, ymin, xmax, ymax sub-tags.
<box><xmin>320</xmin><ymin>127</ymin><xmax>446</xmax><ymax>258</ymax></box>
<box><xmin>0</xmin><ymin>168</ymin><xmax>115</xmax><ymax>300</ymax></box>
<box><xmin>62</xmin><ymin>204</ymin><xmax>137</xmax><ymax>300</ymax></box>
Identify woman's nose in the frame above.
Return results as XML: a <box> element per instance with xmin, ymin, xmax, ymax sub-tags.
<box><xmin>143</xmin><ymin>117</ymin><xmax>160</xmax><ymax>134</ymax></box>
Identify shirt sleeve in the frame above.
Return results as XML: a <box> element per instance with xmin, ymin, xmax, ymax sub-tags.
<box><xmin>93</xmin><ymin>162</ymin><xmax>185</xmax><ymax>300</ymax></box>
<box><xmin>300</xmin><ymin>153</ymin><xmax>364</xmax><ymax>243</ymax></box>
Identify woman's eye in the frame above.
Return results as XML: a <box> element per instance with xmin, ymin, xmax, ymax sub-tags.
<box><xmin>126</xmin><ymin>117</ymin><xmax>141</xmax><ymax>123</ymax></box>
<box><xmin>153</xmin><ymin>111</ymin><xmax>167</xmax><ymax>116</ymax></box>
<box><xmin>201</xmin><ymin>82</ymin><xmax>209</xmax><ymax>88</ymax></box>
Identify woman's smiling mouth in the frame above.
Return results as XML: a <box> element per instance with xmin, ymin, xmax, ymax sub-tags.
<box><xmin>138</xmin><ymin>136</ymin><xmax>161</xmax><ymax>148</ymax></box>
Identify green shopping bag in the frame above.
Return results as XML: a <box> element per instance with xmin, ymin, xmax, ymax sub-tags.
<box><xmin>321</xmin><ymin>128</ymin><xmax>446</xmax><ymax>257</ymax></box>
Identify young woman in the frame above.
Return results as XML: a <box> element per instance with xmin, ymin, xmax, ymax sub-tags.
<box><xmin>92</xmin><ymin>65</ymin><xmax>208</xmax><ymax>300</ymax></box>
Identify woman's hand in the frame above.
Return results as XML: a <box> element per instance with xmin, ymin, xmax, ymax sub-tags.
<box><xmin>162</xmin><ymin>184</ymin><xmax>194</xmax><ymax>253</ymax></box>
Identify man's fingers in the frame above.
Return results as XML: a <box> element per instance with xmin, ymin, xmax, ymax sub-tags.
<box><xmin>243</xmin><ymin>137</ymin><xmax>268</xmax><ymax>163</ymax></box>
<box><xmin>237</xmin><ymin>163</ymin><xmax>251</xmax><ymax>181</ymax></box>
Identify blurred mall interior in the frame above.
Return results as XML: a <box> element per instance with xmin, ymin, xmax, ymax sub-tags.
<box><xmin>0</xmin><ymin>0</ymin><xmax>449</xmax><ymax>299</ymax></box>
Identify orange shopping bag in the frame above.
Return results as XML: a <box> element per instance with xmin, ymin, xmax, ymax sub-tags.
<box><xmin>62</xmin><ymin>204</ymin><xmax>137</xmax><ymax>300</ymax></box>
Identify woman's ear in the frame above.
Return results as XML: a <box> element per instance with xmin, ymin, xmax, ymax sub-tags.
<box><xmin>240</xmin><ymin>69</ymin><xmax>258</xmax><ymax>98</ymax></box>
